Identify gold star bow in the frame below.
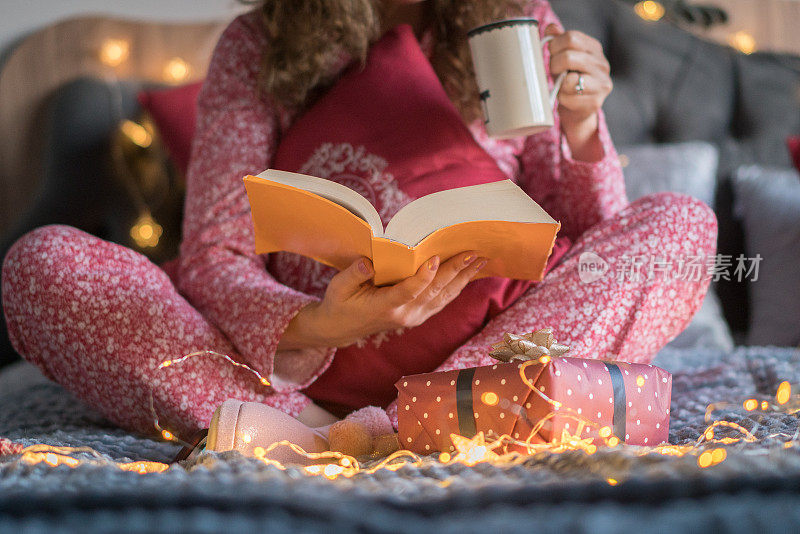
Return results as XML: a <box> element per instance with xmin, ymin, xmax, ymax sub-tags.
<box><xmin>489</xmin><ymin>327</ymin><xmax>570</xmax><ymax>362</ymax></box>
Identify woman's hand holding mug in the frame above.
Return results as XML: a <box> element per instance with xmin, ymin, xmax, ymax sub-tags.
<box><xmin>468</xmin><ymin>18</ymin><xmax>613</xmax><ymax>162</ymax></box>
<box><xmin>544</xmin><ymin>24</ymin><xmax>613</xmax><ymax>162</ymax></box>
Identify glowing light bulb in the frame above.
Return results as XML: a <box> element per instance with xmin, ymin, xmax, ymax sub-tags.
<box><xmin>599</xmin><ymin>426</ymin><xmax>612</xmax><ymax>438</ymax></box>
<box><xmin>323</xmin><ymin>464</ymin><xmax>343</xmax><ymax>478</ymax></box>
<box><xmin>450</xmin><ymin>432</ymin><xmax>501</xmax><ymax>465</ymax></box>
<box><xmin>607</xmin><ymin>478</ymin><xmax>618</xmax><ymax>486</ymax></box>
<box><xmin>711</xmin><ymin>448</ymin><xmax>726</xmax><ymax>464</ymax></box>
<box><xmin>743</xmin><ymin>399</ymin><xmax>758</xmax><ymax>411</ymax></box>
<box><xmin>634</xmin><ymin>1</ymin><xmax>665</xmax><ymax>22</ymax></box>
<box><xmin>636</xmin><ymin>375</ymin><xmax>645</xmax><ymax>387</ymax></box>
<box><xmin>728</xmin><ymin>31</ymin><xmax>756</xmax><ymax>55</ymax></box>
<box><xmin>698</xmin><ymin>450</ymin><xmax>713</xmax><ymax>468</ymax></box>
<box><xmin>481</xmin><ymin>391</ymin><xmax>499</xmax><ymax>406</ymax></box>
<box><xmin>164</xmin><ymin>57</ymin><xmax>191</xmax><ymax>83</ymax></box>
<box><xmin>761</xmin><ymin>400</ymin><xmax>769</xmax><ymax>411</ymax></box>
<box><xmin>161</xmin><ymin>430</ymin><xmax>173</xmax><ymax>441</ymax></box>
<box><xmin>130</xmin><ymin>213</ymin><xmax>163</xmax><ymax>248</ymax></box>
<box><xmin>607</xmin><ymin>436</ymin><xmax>619</xmax><ymax>447</ymax></box>
<box><xmin>776</xmin><ymin>381</ymin><xmax>791</xmax><ymax>405</ymax></box>
<box><xmin>100</xmin><ymin>38</ymin><xmax>130</xmax><ymax>67</ymax></box>
<box><xmin>241</xmin><ymin>433</ymin><xmax>252</xmax><ymax>444</ymax></box>
<box><xmin>539</xmin><ymin>355</ymin><xmax>551</xmax><ymax>365</ymax></box>
<box><xmin>120</xmin><ymin>120</ymin><xmax>152</xmax><ymax>148</ymax></box>
<box><xmin>439</xmin><ymin>452</ymin><xmax>451</xmax><ymax>463</ymax></box>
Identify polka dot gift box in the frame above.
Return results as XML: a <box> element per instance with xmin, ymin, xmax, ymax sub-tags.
<box><xmin>396</xmin><ymin>355</ymin><xmax>671</xmax><ymax>454</ymax></box>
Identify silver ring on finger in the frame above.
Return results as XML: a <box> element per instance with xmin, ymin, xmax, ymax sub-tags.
<box><xmin>575</xmin><ymin>73</ymin><xmax>586</xmax><ymax>95</ymax></box>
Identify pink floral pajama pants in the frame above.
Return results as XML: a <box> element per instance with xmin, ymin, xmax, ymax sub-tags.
<box><xmin>1</xmin><ymin>192</ymin><xmax>716</xmax><ymax>438</ymax></box>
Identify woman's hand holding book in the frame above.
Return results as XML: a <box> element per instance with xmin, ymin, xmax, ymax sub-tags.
<box><xmin>277</xmin><ymin>252</ymin><xmax>487</xmax><ymax>351</ymax></box>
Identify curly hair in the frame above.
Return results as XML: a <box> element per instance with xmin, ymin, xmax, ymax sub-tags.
<box><xmin>247</xmin><ymin>0</ymin><xmax>525</xmax><ymax>121</ymax></box>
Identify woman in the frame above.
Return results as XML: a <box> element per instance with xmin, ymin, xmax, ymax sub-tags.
<box><xmin>1</xmin><ymin>0</ymin><xmax>716</xmax><ymax>445</ymax></box>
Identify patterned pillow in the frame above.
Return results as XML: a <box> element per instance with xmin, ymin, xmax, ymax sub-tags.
<box><xmin>272</xmin><ymin>24</ymin><xmax>507</xmax><ymax>202</ymax></box>
<box><xmin>269</xmin><ymin>24</ymin><xmax>566</xmax><ymax>413</ymax></box>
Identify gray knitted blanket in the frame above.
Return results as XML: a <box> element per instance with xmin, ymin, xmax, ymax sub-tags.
<box><xmin>2</xmin><ymin>346</ymin><xmax>800</xmax><ymax>533</ymax></box>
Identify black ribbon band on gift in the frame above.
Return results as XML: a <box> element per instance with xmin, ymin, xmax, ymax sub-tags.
<box><xmin>603</xmin><ymin>362</ymin><xmax>627</xmax><ymax>441</ymax></box>
<box><xmin>456</xmin><ymin>367</ymin><xmax>478</xmax><ymax>438</ymax></box>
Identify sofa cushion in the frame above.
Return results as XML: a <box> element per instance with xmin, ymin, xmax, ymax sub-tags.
<box><xmin>789</xmin><ymin>136</ymin><xmax>800</xmax><ymax>173</ymax></box>
<box><xmin>618</xmin><ymin>141</ymin><xmax>733</xmax><ymax>351</ymax></box>
<box><xmin>618</xmin><ymin>141</ymin><xmax>719</xmax><ymax>208</ymax></box>
<box><xmin>269</xmin><ymin>24</ymin><xmax>569</xmax><ymax>412</ymax></box>
<box><xmin>272</xmin><ymin>26</ymin><xmax>508</xmax><ymax>199</ymax></box>
<box><xmin>138</xmin><ymin>81</ymin><xmax>203</xmax><ymax>175</ymax></box>
<box><xmin>733</xmin><ymin>165</ymin><xmax>800</xmax><ymax>346</ymax></box>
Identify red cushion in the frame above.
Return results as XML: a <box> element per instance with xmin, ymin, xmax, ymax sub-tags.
<box><xmin>273</xmin><ymin>24</ymin><xmax>566</xmax><ymax>413</ymax></box>
<box><xmin>272</xmin><ymin>24</ymin><xmax>506</xmax><ymax>199</ymax></box>
<box><xmin>137</xmin><ymin>81</ymin><xmax>203</xmax><ymax>175</ymax></box>
<box><xmin>788</xmin><ymin>136</ymin><xmax>800</xmax><ymax>173</ymax></box>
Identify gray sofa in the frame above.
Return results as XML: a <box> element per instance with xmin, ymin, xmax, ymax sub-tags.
<box><xmin>1</xmin><ymin>0</ymin><xmax>799</xmax><ymax>368</ymax></box>
<box><xmin>553</xmin><ymin>0</ymin><xmax>800</xmax><ymax>339</ymax></box>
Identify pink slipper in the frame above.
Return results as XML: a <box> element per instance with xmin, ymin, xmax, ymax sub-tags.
<box><xmin>328</xmin><ymin>406</ymin><xmax>398</xmax><ymax>458</ymax></box>
<box><xmin>205</xmin><ymin>399</ymin><xmax>328</xmax><ymax>465</ymax></box>
<box><xmin>203</xmin><ymin>400</ymin><xmax>398</xmax><ymax>463</ymax></box>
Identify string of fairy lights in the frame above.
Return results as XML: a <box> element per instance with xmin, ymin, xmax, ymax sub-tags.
<box><xmin>12</xmin><ymin>346</ymin><xmax>800</xmax><ymax>482</ymax></box>
<box><xmin>99</xmin><ymin>37</ymin><xmax>193</xmax><ymax>254</ymax></box>
<box><xmin>627</xmin><ymin>0</ymin><xmax>728</xmax><ymax>28</ymax></box>
<box><xmin>627</xmin><ymin>1</ymin><xmax>762</xmax><ymax>55</ymax></box>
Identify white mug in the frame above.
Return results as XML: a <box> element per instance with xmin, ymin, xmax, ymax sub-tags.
<box><xmin>468</xmin><ymin>18</ymin><xmax>567</xmax><ymax>139</ymax></box>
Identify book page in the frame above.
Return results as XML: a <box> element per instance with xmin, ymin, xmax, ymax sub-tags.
<box><xmin>257</xmin><ymin>169</ymin><xmax>385</xmax><ymax>235</ymax></box>
<box><xmin>244</xmin><ymin>175</ymin><xmax>374</xmax><ymax>272</ymax></box>
<box><xmin>383</xmin><ymin>180</ymin><xmax>556</xmax><ymax>246</ymax></box>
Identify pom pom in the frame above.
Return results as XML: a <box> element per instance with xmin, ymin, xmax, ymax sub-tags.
<box><xmin>328</xmin><ymin>420</ymin><xmax>373</xmax><ymax>458</ymax></box>
<box><xmin>344</xmin><ymin>406</ymin><xmax>394</xmax><ymax>437</ymax></box>
<box><xmin>372</xmin><ymin>433</ymin><xmax>400</xmax><ymax>457</ymax></box>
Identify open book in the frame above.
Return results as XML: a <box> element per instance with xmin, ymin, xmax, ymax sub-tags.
<box><xmin>244</xmin><ymin>169</ymin><xmax>560</xmax><ymax>285</ymax></box>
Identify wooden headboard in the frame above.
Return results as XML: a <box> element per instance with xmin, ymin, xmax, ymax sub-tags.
<box><xmin>0</xmin><ymin>16</ymin><xmax>229</xmax><ymax>235</ymax></box>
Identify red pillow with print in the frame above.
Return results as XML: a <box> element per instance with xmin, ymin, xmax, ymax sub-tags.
<box><xmin>272</xmin><ymin>24</ymin><xmax>508</xmax><ymax>199</ymax></box>
<box><xmin>271</xmin><ymin>24</ymin><xmax>568</xmax><ymax>415</ymax></box>
<box><xmin>788</xmin><ymin>136</ymin><xmax>800</xmax><ymax>173</ymax></box>
<box><xmin>138</xmin><ymin>81</ymin><xmax>203</xmax><ymax>175</ymax></box>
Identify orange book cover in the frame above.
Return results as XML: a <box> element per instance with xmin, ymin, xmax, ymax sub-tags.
<box><xmin>243</xmin><ymin>170</ymin><xmax>560</xmax><ymax>285</ymax></box>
